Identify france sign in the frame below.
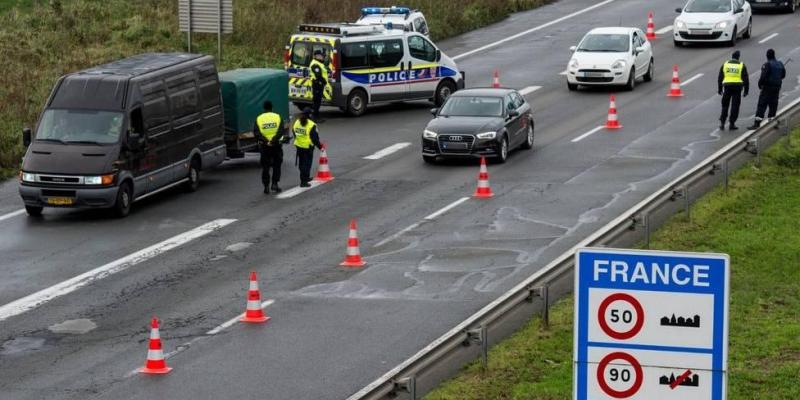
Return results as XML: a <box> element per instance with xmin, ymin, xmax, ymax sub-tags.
<box><xmin>574</xmin><ymin>248</ymin><xmax>729</xmax><ymax>400</ymax></box>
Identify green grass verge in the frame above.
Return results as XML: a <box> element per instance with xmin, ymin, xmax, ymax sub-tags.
<box><xmin>426</xmin><ymin>129</ymin><xmax>800</xmax><ymax>400</ymax></box>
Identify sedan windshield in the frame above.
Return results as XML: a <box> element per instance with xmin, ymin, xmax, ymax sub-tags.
<box><xmin>577</xmin><ymin>34</ymin><xmax>630</xmax><ymax>52</ymax></box>
<box><xmin>36</xmin><ymin>109</ymin><xmax>124</xmax><ymax>144</ymax></box>
<box><xmin>684</xmin><ymin>0</ymin><xmax>731</xmax><ymax>13</ymax></box>
<box><xmin>439</xmin><ymin>96</ymin><xmax>503</xmax><ymax>117</ymax></box>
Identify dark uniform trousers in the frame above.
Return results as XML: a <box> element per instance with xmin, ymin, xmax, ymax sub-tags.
<box><xmin>755</xmin><ymin>86</ymin><xmax>780</xmax><ymax>120</ymax></box>
<box><xmin>260</xmin><ymin>145</ymin><xmax>282</xmax><ymax>187</ymax></box>
<box><xmin>720</xmin><ymin>85</ymin><xmax>743</xmax><ymax>125</ymax></box>
<box><xmin>311</xmin><ymin>85</ymin><xmax>324</xmax><ymax>121</ymax></box>
<box><xmin>296</xmin><ymin>147</ymin><xmax>315</xmax><ymax>184</ymax></box>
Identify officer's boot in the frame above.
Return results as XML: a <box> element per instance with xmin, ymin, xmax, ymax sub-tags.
<box><xmin>747</xmin><ymin>118</ymin><xmax>761</xmax><ymax>130</ymax></box>
<box><xmin>271</xmin><ymin>183</ymin><xmax>282</xmax><ymax>193</ymax></box>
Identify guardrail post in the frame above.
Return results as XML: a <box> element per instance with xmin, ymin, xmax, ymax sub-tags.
<box><xmin>723</xmin><ymin>159</ymin><xmax>729</xmax><ymax>194</ymax></box>
<box><xmin>466</xmin><ymin>326</ymin><xmax>488</xmax><ymax>370</ymax></box>
<box><xmin>643</xmin><ymin>212</ymin><xmax>650</xmax><ymax>249</ymax></box>
<box><xmin>395</xmin><ymin>376</ymin><xmax>416</xmax><ymax>400</ymax></box>
<box><xmin>683</xmin><ymin>186</ymin><xmax>691</xmax><ymax>223</ymax></box>
<box><xmin>782</xmin><ymin>118</ymin><xmax>791</xmax><ymax>148</ymax></box>
<box><xmin>529</xmin><ymin>286</ymin><xmax>550</xmax><ymax>327</ymax></box>
<box><xmin>747</xmin><ymin>137</ymin><xmax>760</xmax><ymax>167</ymax></box>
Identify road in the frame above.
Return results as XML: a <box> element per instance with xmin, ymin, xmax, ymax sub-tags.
<box><xmin>1</xmin><ymin>1</ymin><xmax>798</xmax><ymax>398</ymax></box>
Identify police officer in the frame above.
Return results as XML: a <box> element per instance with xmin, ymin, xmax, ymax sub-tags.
<box><xmin>748</xmin><ymin>49</ymin><xmax>786</xmax><ymax>130</ymax></box>
<box><xmin>254</xmin><ymin>101</ymin><xmax>286</xmax><ymax>194</ymax></box>
<box><xmin>717</xmin><ymin>50</ymin><xmax>749</xmax><ymax>131</ymax></box>
<box><xmin>309</xmin><ymin>49</ymin><xmax>330</xmax><ymax>122</ymax></box>
<box><xmin>293</xmin><ymin>108</ymin><xmax>323</xmax><ymax>187</ymax></box>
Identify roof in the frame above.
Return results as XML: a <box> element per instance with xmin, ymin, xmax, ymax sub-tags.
<box><xmin>586</xmin><ymin>27</ymin><xmax>638</xmax><ymax>35</ymax></box>
<box><xmin>295</xmin><ymin>23</ymin><xmax>406</xmax><ymax>38</ymax></box>
<box><xmin>451</xmin><ymin>87</ymin><xmax>517</xmax><ymax>97</ymax></box>
<box><xmin>78</xmin><ymin>53</ymin><xmax>207</xmax><ymax>78</ymax></box>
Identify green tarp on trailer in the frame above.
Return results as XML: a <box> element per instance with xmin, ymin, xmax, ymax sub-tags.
<box><xmin>219</xmin><ymin>68</ymin><xmax>289</xmax><ymax>156</ymax></box>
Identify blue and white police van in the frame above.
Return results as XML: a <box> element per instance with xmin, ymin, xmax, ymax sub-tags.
<box><xmin>356</xmin><ymin>6</ymin><xmax>430</xmax><ymax>37</ymax></box>
<box><xmin>285</xmin><ymin>22</ymin><xmax>464</xmax><ymax>117</ymax></box>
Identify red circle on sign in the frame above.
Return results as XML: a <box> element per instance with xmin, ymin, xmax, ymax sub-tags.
<box><xmin>596</xmin><ymin>351</ymin><xmax>644</xmax><ymax>398</ymax></box>
<box><xmin>597</xmin><ymin>293</ymin><xmax>645</xmax><ymax>340</ymax></box>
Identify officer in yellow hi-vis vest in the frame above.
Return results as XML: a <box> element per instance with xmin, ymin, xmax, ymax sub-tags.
<box><xmin>253</xmin><ymin>101</ymin><xmax>288</xmax><ymax>194</ymax></box>
<box><xmin>294</xmin><ymin>108</ymin><xmax>324</xmax><ymax>187</ymax></box>
<box><xmin>717</xmin><ymin>50</ymin><xmax>749</xmax><ymax>131</ymax></box>
<box><xmin>309</xmin><ymin>49</ymin><xmax>332</xmax><ymax>123</ymax></box>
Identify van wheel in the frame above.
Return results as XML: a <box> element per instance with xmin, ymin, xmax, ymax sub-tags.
<box><xmin>25</xmin><ymin>205</ymin><xmax>43</xmax><ymax>216</ymax></box>
<box><xmin>346</xmin><ymin>90</ymin><xmax>367</xmax><ymax>117</ymax></box>
<box><xmin>184</xmin><ymin>159</ymin><xmax>200</xmax><ymax>192</ymax></box>
<box><xmin>113</xmin><ymin>182</ymin><xmax>132</xmax><ymax>218</ymax></box>
<box><xmin>434</xmin><ymin>80</ymin><xmax>456</xmax><ymax>107</ymax></box>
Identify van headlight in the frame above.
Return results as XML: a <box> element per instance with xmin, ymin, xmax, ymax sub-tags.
<box><xmin>611</xmin><ymin>60</ymin><xmax>627</xmax><ymax>70</ymax></box>
<box><xmin>85</xmin><ymin>174</ymin><xmax>115</xmax><ymax>185</ymax></box>
<box><xmin>423</xmin><ymin>129</ymin><xmax>438</xmax><ymax>139</ymax></box>
<box><xmin>476</xmin><ymin>131</ymin><xmax>496</xmax><ymax>140</ymax></box>
<box><xmin>21</xmin><ymin>172</ymin><xmax>36</xmax><ymax>182</ymax></box>
<box><xmin>714</xmin><ymin>21</ymin><xmax>729</xmax><ymax>29</ymax></box>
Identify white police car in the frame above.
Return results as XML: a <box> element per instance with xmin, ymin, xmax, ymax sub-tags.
<box><xmin>356</xmin><ymin>6</ymin><xmax>430</xmax><ymax>37</ymax></box>
<box><xmin>285</xmin><ymin>23</ymin><xmax>464</xmax><ymax>117</ymax></box>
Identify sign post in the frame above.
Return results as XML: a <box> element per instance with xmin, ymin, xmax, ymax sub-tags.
<box><xmin>178</xmin><ymin>0</ymin><xmax>233</xmax><ymax>61</ymax></box>
<box><xmin>574</xmin><ymin>248</ymin><xmax>729</xmax><ymax>400</ymax></box>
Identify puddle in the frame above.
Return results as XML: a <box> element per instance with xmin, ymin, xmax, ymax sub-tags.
<box><xmin>48</xmin><ymin>319</ymin><xmax>97</xmax><ymax>335</ymax></box>
<box><xmin>0</xmin><ymin>337</ymin><xmax>47</xmax><ymax>356</ymax></box>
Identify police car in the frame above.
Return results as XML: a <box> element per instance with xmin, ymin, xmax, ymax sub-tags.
<box><xmin>355</xmin><ymin>6</ymin><xmax>430</xmax><ymax>37</ymax></box>
<box><xmin>285</xmin><ymin>23</ymin><xmax>464</xmax><ymax>117</ymax></box>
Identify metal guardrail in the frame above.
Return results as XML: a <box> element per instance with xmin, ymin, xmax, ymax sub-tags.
<box><xmin>348</xmin><ymin>96</ymin><xmax>800</xmax><ymax>400</ymax></box>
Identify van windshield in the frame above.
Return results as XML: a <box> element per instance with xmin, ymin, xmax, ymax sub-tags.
<box><xmin>290</xmin><ymin>41</ymin><xmax>332</xmax><ymax>67</ymax></box>
<box><xmin>36</xmin><ymin>109</ymin><xmax>124</xmax><ymax>145</ymax></box>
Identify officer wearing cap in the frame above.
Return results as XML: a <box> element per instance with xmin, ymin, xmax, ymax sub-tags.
<box><xmin>293</xmin><ymin>107</ymin><xmax>323</xmax><ymax>187</ymax></box>
<box><xmin>309</xmin><ymin>49</ymin><xmax>330</xmax><ymax>122</ymax></box>
<box><xmin>748</xmin><ymin>48</ymin><xmax>786</xmax><ymax>130</ymax></box>
<box><xmin>254</xmin><ymin>101</ymin><xmax>287</xmax><ymax>194</ymax></box>
<box><xmin>717</xmin><ymin>50</ymin><xmax>749</xmax><ymax>131</ymax></box>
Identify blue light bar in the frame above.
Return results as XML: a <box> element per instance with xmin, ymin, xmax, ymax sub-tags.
<box><xmin>361</xmin><ymin>6</ymin><xmax>411</xmax><ymax>16</ymax></box>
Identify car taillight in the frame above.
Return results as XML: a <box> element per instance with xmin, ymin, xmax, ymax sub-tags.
<box><xmin>331</xmin><ymin>50</ymin><xmax>340</xmax><ymax>80</ymax></box>
<box><xmin>283</xmin><ymin>46</ymin><xmax>290</xmax><ymax>68</ymax></box>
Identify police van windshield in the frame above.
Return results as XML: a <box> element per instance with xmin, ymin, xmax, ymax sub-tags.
<box><xmin>684</xmin><ymin>0</ymin><xmax>731</xmax><ymax>13</ymax></box>
<box><xmin>440</xmin><ymin>96</ymin><xmax>503</xmax><ymax>117</ymax></box>
<box><xmin>291</xmin><ymin>41</ymin><xmax>332</xmax><ymax>67</ymax></box>
<box><xmin>36</xmin><ymin>109</ymin><xmax>124</xmax><ymax>145</ymax></box>
<box><xmin>577</xmin><ymin>34</ymin><xmax>630</xmax><ymax>53</ymax></box>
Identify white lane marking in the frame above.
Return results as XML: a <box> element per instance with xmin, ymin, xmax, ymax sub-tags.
<box><xmin>655</xmin><ymin>26</ymin><xmax>674</xmax><ymax>35</ymax></box>
<box><xmin>0</xmin><ymin>219</ymin><xmax>237</xmax><ymax>322</ymax></box>
<box><xmin>364</xmin><ymin>142</ymin><xmax>412</xmax><ymax>160</ymax></box>
<box><xmin>374</xmin><ymin>222</ymin><xmax>421</xmax><ymax>248</ymax></box>
<box><xmin>680</xmin><ymin>73</ymin><xmax>704</xmax><ymax>87</ymax></box>
<box><xmin>0</xmin><ymin>209</ymin><xmax>25</xmax><ymax>222</ymax></box>
<box><xmin>453</xmin><ymin>0</ymin><xmax>617</xmax><ymax>60</ymax></box>
<box><xmin>571</xmin><ymin>126</ymin><xmax>604</xmax><ymax>143</ymax></box>
<box><xmin>518</xmin><ymin>86</ymin><xmax>542</xmax><ymax>96</ymax></box>
<box><xmin>559</xmin><ymin>70</ymin><xmax>568</xmax><ymax>76</ymax></box>
<box><xmin>424</xmin><ymin>197</ymin><xmax>470</xmax><ymax>221</ymax></box>
<box><xmin>206</xmin><ymin>299</ymin><xmax>275</xmax><ymax>335</ymax></box>
<box><xmin>759</xmin><ymin>33</ymin><xmax>779</xmax><ymax>44</ymax></box>
<box><xmin>276</xmin><ymin>180</ymin><xmax>327</xmax><ymax>199</ymax></box>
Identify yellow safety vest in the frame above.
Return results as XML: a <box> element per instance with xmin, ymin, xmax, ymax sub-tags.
<box><xmin>309</xmin><ymin>59</ymin><xmax>333</xmax><ymax>101</ymax></box>
<box><xmin>256</xmin><ymin>112</ymin><xmax>281</xmax><ymax>141</ymax></box>
<box><xmin>293</xmin><ymin>119</ymin><xmax>317</xmax><ymax>149</ymax></box>
<box><xmin>722</xmin><ymin>61</ymin><xmax>744</xmax><ymax>84</ymax></box>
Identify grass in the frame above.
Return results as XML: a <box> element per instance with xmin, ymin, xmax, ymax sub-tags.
<box><xmin>0</xmin><ymin>0</ymin><xmax>551</xmax><ymax>179</ymax></box>
<box><xmin>426</xmin><ymin>129</ymin><xmax>800</xmax><ymax>400</ymax></box>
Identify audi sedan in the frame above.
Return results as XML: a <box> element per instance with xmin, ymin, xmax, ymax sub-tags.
<box><xmin>421</xmin><ymin>88</ymin><xmax>534</xmax><ymax>164</ymax></box>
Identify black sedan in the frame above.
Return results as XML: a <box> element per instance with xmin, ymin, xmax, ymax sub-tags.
<box><xmin>746</xmin><ymin>0</ymin><xmax>798</xmax><ymax>12</ymax></box>
<box><xmin>421</xmin><ymin>88</ymin><xmax>534</xmax><ymax>164</ymax></box>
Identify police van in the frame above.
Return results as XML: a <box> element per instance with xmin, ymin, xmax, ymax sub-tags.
<box><xmin>285</xmin><ymin>23</ymin><xmax>464</xmax><ymax>117</ymax></box>
<box><xmin>355</xmin><ymin>6</ymin><xmax>430</xmax><ymax>37</ymax></box>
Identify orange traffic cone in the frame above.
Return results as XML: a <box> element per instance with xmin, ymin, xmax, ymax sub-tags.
<box><xmin>240</xmin><ymin>271</ymin><xmax>270</xmax><ymax>324</ymax></box>
<box><xmin>646</xmin><ymin>12</ymin><xmax>657</xmax><ymax>40</ymax></box>
<box><xmin>473</xmin><ymin>156</ymin><xmax>494</xmax><ymax>199</ymax></box>
<box><xmin>314</xmin><ymin>143</ymin><xmax>334</xmax><ymax>182</ymax></box>
<box><xmin>139</xmin><ymin>317</ymin><xmax>172</xmax><ymax>375</ymax></box>
<box><xmin>492</xmin><ymin>69</ymin><xmax>501</xmax><ymax>88</ymax></box>
<box><xmin>340</xmin><ymin>219</ymin><xmax>366</xmax><ymax>267</ymax></box>
<box><xmin>667</xmin><ymin>65</ymin><xmax>684</xmax><ymax>97</ymax></box>
<box><xmin>605</xmin><ymin>95</ymin><xmax>623</xmax><ymax>129</ymax></box>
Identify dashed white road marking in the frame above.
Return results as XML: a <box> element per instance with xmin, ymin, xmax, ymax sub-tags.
<box><xmin>571</xmin><ymin>126</ymin><xmax>604</xmax><ymax>143</ymax></box>
<box><xmin>759</xmin><ymin>33</ymin><xmax>779</xmax><ymax>44</ymax></box>
<box><xmin>559</xmin><ymin>70</ymin><xmax>569</xmax><ymax>76</ymax></box>
<box><xmin>276</xmin><ymin>180</ymin><xmax>327</xmax><ymax>199</ymax></box>
<box><xmin>519</xmin><ymin>86</ymin><xmax>542</xmax><ymax>96</ymax></box>
<box><xmin>453</xmin><ymin>0</ymin><xmax>617</xmax><ymax>60</ymax></box>
<box><xmin>374</xmin><ymin>222</ymin><xmax>421</xmax><ymax>248</ymax></box>
<box><xmin>655</xmin><ymin>26</ymin><xmax>674</xmax><ymax>35</ymax></box>
<box><xmin>374</xmin><ymin>197</ymin><xmax>471</xmax><ymax>247</ymax></box>
<box><xmin>0</xmin><ymin>219</ymin><xmax>237</xmax><ymax>322</ymax></box>
<box><xmin>680</xmin><ymin>73</ymin><xmax>704</xmax><ymax>86</ymax></box>
<box><xmin>206</xmin><ymin>299</ymin><xmax>275</xmax><ymax>335</ymax></box>
<box><xmin>0</xmin><ymin>209</ymin><xmax>25</xmax><ymax>222</ymax></box>
<box><xmin>364</xmin><ymin>142</ymin><xmax>412</xmax><ymax>160</ymax></box>
<box><xmin>424</xmin><ymin>197</ymin><xmax>470</xmax><ymax>221</ymax></box>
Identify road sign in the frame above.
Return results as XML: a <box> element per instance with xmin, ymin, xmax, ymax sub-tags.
<box><xmin>574</xmin><ymin>248</ymin><xmax>729</xmax><ymax>400</ymax></box>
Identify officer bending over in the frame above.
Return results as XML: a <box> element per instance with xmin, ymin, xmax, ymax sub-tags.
<box><xmin>717</xmin><ymin>50</ymin><xmax>749</xmax><ymax>131</ymax></box>
<box><xmin>254</xmin><ymin>101</ymin><xmax>287</xmax><ymax>194</ymax></box>
<box><xmin>748</xmin><ymin>49</ymin><xmax>786</xmax><ymax>130</ymax></box>
<box><xmin>293</xmin><ymin>108</ymin><xmax>323</xmax><ymax>187</ymax></box>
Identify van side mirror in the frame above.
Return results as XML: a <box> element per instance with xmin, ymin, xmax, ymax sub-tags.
<box><xmin>430</xmin><ymin>108</ymin><xmax>439</xmax><ymax>116</ymax></box>
<box><xmin>570</xmin><ymin>46</ymin><xmax>577</xmax><ymax>52</ymax></box>
<box><xmin>435</xmin><ymin>50</ymin><xmax>441</xmax><ymax>62</ymax></box>
<box><xmin>22</xmin><ymin>128</ymin><xmax>32</xmax><ymax>148</ymax></box>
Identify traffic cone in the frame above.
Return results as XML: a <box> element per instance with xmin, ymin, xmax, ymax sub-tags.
<box><xmin>473</xmin><ymin>156</ymin><xmax>494</xmax><ymax>199</ymax></box>
<box><xmin>492</xmin><ymin>69</ymin><xmax>501</xmax><ymax>88</ymax></box>
<box><xmin>646</xmin><ymin>12</ymin><xmax>657</xmax><ymax>40</ymax></box>
<box><xmin>314</xmin><ymin>143</ymin><xmax>334</xmax><ymax>182</ymax></box>
<box><xmin>139</xmin><ymin>317</ymin><xmax>172</xmax><ymax>375</ymax></box>
<box><xmin>340</xmin><ymin>219</ymin><xmax>366</xmax><ymax>267</ymax></box>
<box><xmin>240</xmin><ymin>271</ymin><xmax>270</xmax><ymax>324</ymax></box>
<box><xmin>605</xmin><ymin>95</ymin><xmax>623</xmax><ymax>129</ymax></box>
<box><xmin>667</xmin><ymin>65</ymin><xmax>684</xmax><ymax>97</ymax></box>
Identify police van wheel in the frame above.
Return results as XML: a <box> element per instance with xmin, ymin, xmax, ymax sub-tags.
<box><xmin>113</xmin><ymin>182</ymin><xmax>132</xmax><ymax>218</ymax></box>
<box><xmin>434</xmin><ymin>80</ymin><xmax>456</xmax><ymax>107</ymax></box>
<box><xmin>346</xmin><ymin>90</ymin><xmax>367</xmax><ymax>117</ymax></box>
<box><xmin>25</xmin><ymin>205</ymin><xmax>43</xmax><ymax>216</ymax></box>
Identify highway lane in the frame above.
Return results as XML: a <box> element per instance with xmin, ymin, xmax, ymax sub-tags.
<box><xmin>1</xmin><ymin>0</ymin><xmax>799</xmax><ymax>398</ymax></box>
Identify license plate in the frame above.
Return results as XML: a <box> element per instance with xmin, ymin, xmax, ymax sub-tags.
<box><xmin>689</xmin><ymin>29</ymin><xmax>711</xmax><ymax>35</ymax></box>
<box><xmin>47</xmin><ymin>197</ymin><xmax>74</xmax><ymax>205</ymax></box>
<box><xmin>290</xmin><ymin>86</ymin><xmax>308</xmax><ymax>97</ymax></box>
<box><xmin>583</xmin><ymin>72</ymin><xmax>605</xmax><ymax>78</ymax></box>
<box><xmin>442</xmin><ymin>142</ymin><xmax>468</xmax><ymax>150</ymax></box>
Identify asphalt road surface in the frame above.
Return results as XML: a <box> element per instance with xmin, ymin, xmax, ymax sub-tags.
<box><xmin>1</xmin><ymin>1</ymin><xmax>799</xmax><ymax>399</ymax></box>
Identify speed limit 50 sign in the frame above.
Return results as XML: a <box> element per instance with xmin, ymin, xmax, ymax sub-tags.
<box><xmin>574</xmin><ymin>248</ymin><xmax>729</xmax><ymax>400</ymax></box>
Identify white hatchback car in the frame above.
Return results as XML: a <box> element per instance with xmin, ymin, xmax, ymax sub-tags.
<box><xmin>673</xmin><ymin>0</ymin><xmax>752</xmax><ymax>47</ymax></box>
<box><xmin>566</xmin><ymin>27</ymin><xmax>654</xmax><ymax>91</ymax></box>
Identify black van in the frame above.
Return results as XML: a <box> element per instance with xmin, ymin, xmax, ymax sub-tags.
<box><xmin>19</xmin><ymin>53</ymin><xmax>226</xmax><ymax>217</ymax></box>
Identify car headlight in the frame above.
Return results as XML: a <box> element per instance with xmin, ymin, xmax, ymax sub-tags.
<box><xmin>675</xmin><ymin>20</ymin><xmax>686</xmax><ymax>29</ymax></box>
<box><xmin>715</xmin><ymin>21</ymin><xmax>729</xmax><ymax>29</ymax></box>
<box><xmin>611</xmin><ymin>60</ymin><xmax>627</xmax><ymax>70</ymax></box>
<box><xmin>569</xmin><ymin>58</ymin><xmax>579</xmax><ymax>69</ymax></box>
<box><xmin>476</xmin><ymin>131</ymin><xmax>496</xmax><ymax>140</ymax></box>
<box><xmin>21</xmin><ymin>172</ymin><xmax>36</xmax><ymax>182</ymax></box>
<box><xmin>423</xmin><ymin>129</ymin><xmax>438</xmax><ymax>139</ymax></box>
<box><xmin>85</xmin><ymin>174</ymin><xmax>114</xmax><ymax>185</ymax></box>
